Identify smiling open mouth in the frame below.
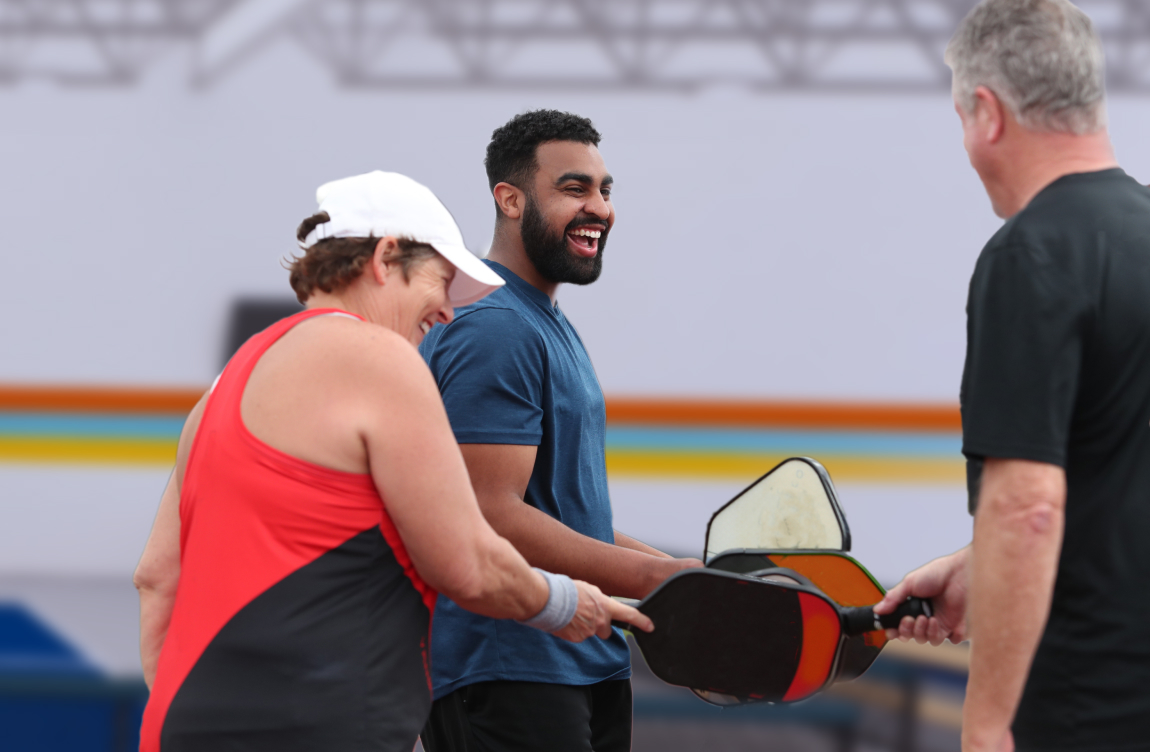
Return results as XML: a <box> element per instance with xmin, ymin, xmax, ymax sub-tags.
<box><xmin>567</xmin><ymin>226</ymin><xmax>604</xmax><ymax>257</ymax></box>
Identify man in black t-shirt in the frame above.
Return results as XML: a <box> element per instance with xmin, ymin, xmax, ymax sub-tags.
<box><xmin>875</xmin><ymin>2</ymin><xmax>1150</xmax><ymax>750</ymax></box>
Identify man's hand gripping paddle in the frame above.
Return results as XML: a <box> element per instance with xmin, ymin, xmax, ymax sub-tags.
<box><xmin>614</xmin><ymin>458</ymin><xmax>933</xmax><ymax>705</ymax></box>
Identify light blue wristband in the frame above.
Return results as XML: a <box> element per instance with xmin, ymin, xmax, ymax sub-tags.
<box><xmin>518</xmin><ymin>568</ymin><xmax>579</xmax><ymax>633</ymax></box>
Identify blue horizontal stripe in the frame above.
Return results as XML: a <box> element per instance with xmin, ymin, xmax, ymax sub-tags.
<box><xmin>0</xmin><ymin>413</ymin><xmax>184</xmax><ymax>439</ymax></box>
<box><xmin>0</xmin><ymin>414</ymin><xmax>963</xmax><ymax>458</ymax></box>
<box><xmin>606</xmin><ymin>427</ymin><xmax>962</xmax><ymax>458</ymax></box>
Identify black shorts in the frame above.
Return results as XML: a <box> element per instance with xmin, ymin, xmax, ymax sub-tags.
<box><xmin>421</xmin><ymin>679</ymin><xmax>632</xmax><ymax>752</ymax></box>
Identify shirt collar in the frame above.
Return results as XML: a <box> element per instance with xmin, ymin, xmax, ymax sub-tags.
<box><xmin>485</xmin><ymin>260</ymin><xmax>559</xmax><ymax>314</ymax></box>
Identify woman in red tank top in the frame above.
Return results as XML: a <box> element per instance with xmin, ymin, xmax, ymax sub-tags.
<box><xmin>132</xmin><ymin>172</ymin><xmax>650</xmax><ymax>752</ymax></box>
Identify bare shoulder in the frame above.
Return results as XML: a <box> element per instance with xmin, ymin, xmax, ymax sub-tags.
<box><xmin>287</xmin><ymin>315</ymin><xmax>438</xmax><ymax>396</ymax></box>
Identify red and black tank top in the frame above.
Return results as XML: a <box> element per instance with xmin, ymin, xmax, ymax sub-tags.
<box><xmin>140</xmin><ymin>309</ymin><xmax>437</xmax><ymax>752</ymax></box>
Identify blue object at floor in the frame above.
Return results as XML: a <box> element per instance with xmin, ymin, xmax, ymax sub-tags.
<box><xmin>0</xmin><ymin>602</ymin><xmax>148</xmax><ymax>752</ymax></box>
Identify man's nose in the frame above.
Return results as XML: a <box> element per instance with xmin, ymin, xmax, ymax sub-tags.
<box><xmin>585</xmin><ymin>190</ymin><xmax>610</xmax><ymax>220</ymax></box>
<box><xmin>438</xmin><ymin>304</ymin><xmax>455</xmax><ymax>326</ymax></box>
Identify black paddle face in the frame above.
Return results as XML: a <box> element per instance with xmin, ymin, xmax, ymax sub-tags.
<box><xmin>705</xmin><ymin>549</ymin><xmax>889</xmax><ymax>682</ymax></box>
<box><xmin>629</xmin><ymin>569</ymin><xmax>843</xmax><ymax>703</ymax></box>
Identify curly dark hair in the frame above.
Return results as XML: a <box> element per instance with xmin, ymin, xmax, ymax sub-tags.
<box><xmin>484</xmin><ymin>109</ymin><xmax>601</xmax><ymax>192</ymax></box>
<box><xmin>287</xmin><ymin>212</ymin><xmax>438</xmax><ymax>304</ymax></box>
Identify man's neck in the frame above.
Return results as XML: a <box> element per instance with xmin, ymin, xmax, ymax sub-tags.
<box><xmin>994</xmin><ymin>129</ymin><xmax>1119</xmax><ymax>218</ymax></box>
<box><xmin>487</xmin><ymin>224</ymin><xmax>560</xmax><ymax>303</ymax></box>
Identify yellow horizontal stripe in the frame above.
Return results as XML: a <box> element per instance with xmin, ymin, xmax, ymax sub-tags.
<box><xmin>0</xmin><ymin>437</ymin><xmax>177</xmax><ymax>466</ymax></box>
<box><xmin>605</xmin><ymin>451</ymin><xmax>965</xmax><ymax>484</ymax></box>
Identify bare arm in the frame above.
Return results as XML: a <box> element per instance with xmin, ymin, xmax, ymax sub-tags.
<box><xmin>134</xmin><ymin>395</ymin><xmax>207</xmax><ymax>689</ymax></box>
<box><xmin>361</xmin><ymin>339</ymin><xmax>651</xmax><ymax>634</ymax></box>
<box><xmin>459</xmin><ymin>444</ymin><xmax>701</xmax><ymax>600</ymax></box>
<box><xmin>614</xmin><ymin>531</ymin><xmax>673</xmax><ymax>559</ymax></box>
<box><xmin>963</xmin><ymin>458</ymin><xmax>1066</xmax><ymax>752</ymax></box>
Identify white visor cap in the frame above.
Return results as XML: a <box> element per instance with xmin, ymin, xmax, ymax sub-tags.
<box><xmin>300</xmin><ymin>171</ymin><xmax>504</xmax><ymax>306</ymax></box>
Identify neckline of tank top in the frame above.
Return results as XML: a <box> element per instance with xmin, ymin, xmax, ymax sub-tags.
<box><xmin>210</xmin><ymin>310</ymin><xmax>365</xmax><ymax>395</ymax></box>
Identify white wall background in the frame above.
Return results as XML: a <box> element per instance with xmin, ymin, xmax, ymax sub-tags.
<box><xmin>2</xmin><ymin>41</ymin><xmax>1147</xmax><ymax>609</ymax></box>
<box><xmin>7</xmin><ymin>40</ymin><xmax>1147</xmax><ymax>397</ymax></box>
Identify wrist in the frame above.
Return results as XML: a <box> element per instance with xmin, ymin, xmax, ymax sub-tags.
<box><xmin>641</xmin><ymin>556</ymin><xmax>673</xmax><ymax>596</ymax></box>
<box><xmin>962</xmin><ymin>681</ymin><xmax>1014</xmax><ymax>751</ymax></box>
<box><xmin>517</xmin><ymin>569</ymin><xmax>578</xmax><ymax>633</ymax></box>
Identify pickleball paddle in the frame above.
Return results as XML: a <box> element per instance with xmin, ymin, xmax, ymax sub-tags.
<box><xmin>615</xmin><ymin>456</ymin><xmax>932</xmax><ymax>705</ymax></box>
<box><xmin>707</xmin><ymin>549</ymin><xmax>892</xmax><ymax>682</ymax></box>
<box><xmin>615</xmin><ymin>567</ymin><xmax>930</xmax><ymax>705</ymax></box>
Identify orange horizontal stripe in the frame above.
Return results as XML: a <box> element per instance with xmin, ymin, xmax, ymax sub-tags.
<box><xmin>0</xmin><ymin>385</ymin><xmax>204</xmax><ymax>414</ymax></box>
<box><xmin>605</xmin><ymin>398</ymin><xmax>961</xmax><ymax>431</ymax></box>
<box><xmin>0</xmin><ymin>385</ymin><xmax>962</xmax><ymax>431</ymax></box>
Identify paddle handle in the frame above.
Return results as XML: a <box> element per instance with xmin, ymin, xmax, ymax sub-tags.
<box><xmin>842</xmin><ymin>597</ymin><xmax>933</xmax><ymax>636</ymax></box>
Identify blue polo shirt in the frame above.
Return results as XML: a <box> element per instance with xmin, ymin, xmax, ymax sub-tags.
<box><xmin>418</xmin><ymin>260</ymin><xmax>630</xmax><ymax>698</ymax></box>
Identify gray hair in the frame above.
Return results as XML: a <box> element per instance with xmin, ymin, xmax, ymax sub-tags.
<box><xmin>946</xmin><ymin>0</ymin><xmax>1107</xmax><ymax>135</ymax></box>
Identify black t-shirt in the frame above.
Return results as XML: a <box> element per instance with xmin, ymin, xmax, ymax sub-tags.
<box><xmin>961</xmin><ymin>169</ymin><xmax>1150</xmax><ymax>750</ymax></box>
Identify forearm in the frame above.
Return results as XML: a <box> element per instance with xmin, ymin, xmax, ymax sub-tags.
<box><xmin>614</xmin><ymin>531</ymin><xmax>672</xmax><ymax>558</ymax></box>
<box><xmin>489</xmin><ymin>500</ymin><xmax>678</xmax><ymax>598</ymax></box>
<box><xmin>964</xmin><ymin>464</ymin><xmax>1065</xmax><ymax>749</ymax></box>
<box><xmin>440</xmin><ymin>534</ymin><xmax>550</xmax><ymax>621</ymax></box>
<box><xmin>138</xmin><ymin>584</ymin><xmax>177</xmax><ymax>689</ymax></box>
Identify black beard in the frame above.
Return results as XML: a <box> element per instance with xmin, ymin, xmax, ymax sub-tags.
<box><xmin>520</xmin><ymin>194</ymin><xmax>606</xmax><ymax>286</ymax></box>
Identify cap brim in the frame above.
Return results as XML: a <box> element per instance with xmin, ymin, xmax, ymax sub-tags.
<box><xmin>435</xmin><ymin>242</ymin><xmax>505</xmax><ymax>306</ymax></box>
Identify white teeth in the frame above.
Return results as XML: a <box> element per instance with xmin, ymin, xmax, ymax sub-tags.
<box><xmin>419</xmin><ymin>321</ymin><xmax>431</xmax><ymax>335</ymax></box>
<box><xmin>571</xmin><ymin>228</ymin><xmax>602</xmax><ymax>239</ymax></box>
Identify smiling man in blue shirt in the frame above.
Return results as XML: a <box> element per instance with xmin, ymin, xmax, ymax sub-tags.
<box><xmin>418</xmin><ymin>110</ymin><xmax>701</xmax><ymax>752</ymax></box>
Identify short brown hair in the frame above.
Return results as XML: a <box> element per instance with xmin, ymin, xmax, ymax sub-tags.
<box><xmin>288</xmin><ymin>212</ymin><xmax>439</xmax><ymax>304</ymax></box>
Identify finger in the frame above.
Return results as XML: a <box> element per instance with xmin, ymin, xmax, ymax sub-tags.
<box><xmin>608</xmin><ymin>601</ymin><xmax>653</xmax><ymax>633</ymax></box>
<box><xmin>912</xmin><ymin>615</ymin><xmax>931</xmax><ymax>644</ymax></box>
<box><xmin>875</xmin><ymin>578</ymin><xmax>913</xmax><ymax>614</ymax></box>
<box><xmin>897</xmin><ymin>615</ymin><xmax>916</xmax><ymax>641</ymax></box>
<box><xmin>927</xmin><ymin>618</ymin><xmax>946</xmax><ymax>647</ymax></box>
<box><xmin>589</xmin><ymin>598</ymin><xmax>613</xmax><ymax>640</ymax></box>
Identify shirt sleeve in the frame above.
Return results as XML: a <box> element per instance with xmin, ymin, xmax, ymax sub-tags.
<box><xmin>961</xmin><ymin>242</ymin><xmax>1092</xmax><ymax>474</ymax></box>
<box><xmin>423</xmin><ymin>307</ymin><xmax>546</xmax><ymax>446</ymax></box>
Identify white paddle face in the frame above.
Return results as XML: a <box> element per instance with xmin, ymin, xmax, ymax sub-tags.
<box><xmin>705</xmin><ymin>459</ymin><xmax>845</xmax><ymax>561</ymax></box>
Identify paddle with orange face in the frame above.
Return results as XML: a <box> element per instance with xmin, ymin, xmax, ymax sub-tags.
<box><xmin>707</xmin><ymin>549</ymin><xmax>895</xmax><ymax>683</ymax></box>
<box><xmin>702</xmin><ymin>457</ymin><xmax>931</xmax><ymax>688</ymax></box>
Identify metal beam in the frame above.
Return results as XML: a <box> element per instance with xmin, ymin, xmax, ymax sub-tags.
<box><xmin>0</xmin><ymin>0</ymin><xmax>239</xmax><ymax>83</ymax></box>
<box><xmin>0</xmin><ymin>0</ymin><xmax>1148</xmax><ymax>92</ymax></box>
<box><xmin>191</xmin><ymin>0</ymin><xmax>314</xmax><ymax>87</ymax></box>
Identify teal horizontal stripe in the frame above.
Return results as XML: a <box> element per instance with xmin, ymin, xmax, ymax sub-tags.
<box><xmin>0</xmin><ymin>414</ymin><xmax>963</xmax><ymax>458</ymax></box>
<box><xmin>0</xmin><ymin>413</ymin><xmax>184</xmax><ymax>440</ymax></box>
<box><xmin>606</xmin><ymin>427</ymin><xmax>962</xmax><ymax>457</ymax></box>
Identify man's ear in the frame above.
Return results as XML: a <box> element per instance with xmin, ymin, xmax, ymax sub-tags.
<box><xmin>493</xmin><ymin>182</ymin><xmax>525</xmax><ymax>221</ymax></box>
<box><xmin>973</xmin><ymin>86</ymin><xmax>1007</xmax><ymax>145</ymax></box>
<box><xmin>371</xmin><ymin>237</ymin><xmax>399</xmax><ymax>285</ymax></box>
